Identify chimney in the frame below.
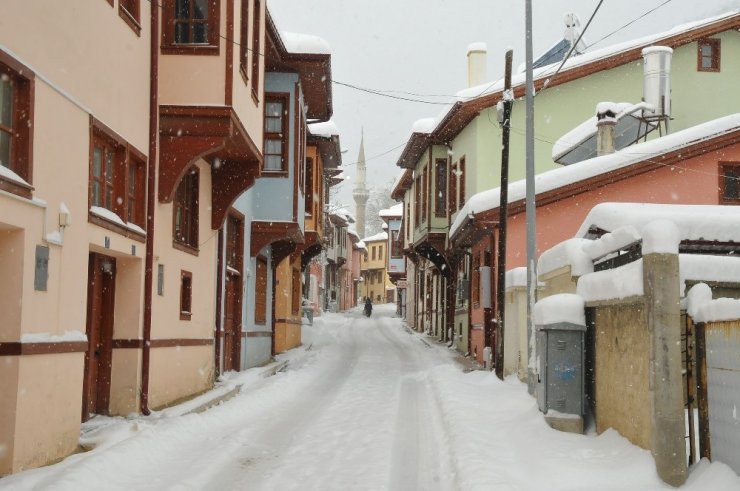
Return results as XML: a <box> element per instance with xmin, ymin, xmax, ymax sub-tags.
<box><xmin>467</xmin><ymin>42</ymin><xmax>487</xmax><ymax>88</ymax></box>
<box><xmin>596</xmin><ymin>103</ymin><xmax>618</xmax><ymax>156</ymax></box>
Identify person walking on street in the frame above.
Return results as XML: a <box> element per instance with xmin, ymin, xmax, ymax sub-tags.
<box><xmin>364</xmin><ymin>297</ymin><xmax>373</xmax><ymax>317</ymax></box>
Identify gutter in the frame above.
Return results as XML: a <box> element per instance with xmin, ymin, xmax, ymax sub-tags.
<box><xmin>141</xmin><ymin>1</ymin><xmax>159</xmax><ymax>415</ymax></box>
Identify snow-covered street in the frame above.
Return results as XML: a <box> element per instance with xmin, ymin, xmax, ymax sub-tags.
<box><xmin>2</xmin><ymin>304</ymin><xmax>739</xmax><ymax>491</ymax></box>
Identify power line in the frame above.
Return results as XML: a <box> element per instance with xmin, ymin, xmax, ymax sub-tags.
<box><xmin>587</xmin><ymin>0</ymin><xmax>676</xmax><ymax>49</ymax></box>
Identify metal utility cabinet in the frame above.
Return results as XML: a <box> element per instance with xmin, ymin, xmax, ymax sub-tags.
<box><xmin>536</xmin><ymin>322</ymin><xmax>586</xmax><ymax>433</ymax></box>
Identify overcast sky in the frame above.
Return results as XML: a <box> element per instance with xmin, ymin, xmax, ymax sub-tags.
<box><xmin>267</xmin><ymin>0</ymin><xmax>737</xmax><ymax>214</ymax></box>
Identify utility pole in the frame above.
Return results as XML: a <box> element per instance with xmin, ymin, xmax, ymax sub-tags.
<box><xmin>495</xmin><ymin>49</ymin><xmax>513</xmax><ymax>381</ymax></box>
<box><xmin>525</xmin><ymin>0</ymin><xmax>538</xmax><ymax>395</ymax></box>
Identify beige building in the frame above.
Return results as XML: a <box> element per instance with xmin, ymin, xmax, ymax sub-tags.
<box><xmin>0</xmin><ymin>0</ymin><xmax>265</xmax><ymax>474</ymax></box>
<box><xmin>359</xmin><ymin>232</ymin><xmax>393</xmax><ymax>303</ymax></box>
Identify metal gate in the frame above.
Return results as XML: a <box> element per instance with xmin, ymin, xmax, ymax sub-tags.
<box><xmin>697</xmin><ymin>320</ymin><xmax>740</xmax><ymax>474</ymax></box>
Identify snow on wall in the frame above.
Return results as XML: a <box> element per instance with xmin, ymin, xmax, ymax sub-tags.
<box><xmin>641</xmin><ymin>220</ymin><xmax>680</xmax><ymax>255</ymax></box>
<box><xmin>581</xmin><ymin>225</ymin><xmax>640</xmax><ymax>261</ymax></box>
<box><xmin>21</xmin><ymin>331</ymin><xmax>87</xmax><ymax>343</ymax></box>
<box><xmin>506</xmin><ymin>267</ymin><xmax>527</xmax><ymax>288</ymax></box>
<box><xmin>379</xmin><ymin>203</ymin><xmax>403</xmax><ymax>217</ymax></box>
<box><xmin>537</xmin><ymin>238</ymin><xmax>593</xmax><ymax>277</ymax></box>
<box><xmin>450</xmin><ymin>114</ymin><xmax>740</xmax><ymax>238</ymax></box>
<box><xmin>534</xmin><ymin>294</ymin><xmax>585</xmax><ymax>326</ymax></box>
<box><xmin>577</xmin><ymin>201</ymin><xmax>740</xmax><ymax>243</ymax></box>
<box><xmin>576</xmin><ymin>259</ymin><xmax>644</xmax><ymax>303</ymax></box>
<box><xmin>694</xmin><ymin>297</ymin><xmax>740</xmax><ymax>323</ymax></box>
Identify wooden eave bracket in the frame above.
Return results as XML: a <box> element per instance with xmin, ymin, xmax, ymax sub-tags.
<box><xmin>251</xmin><ymin>221</ymin><xmax>304</xmax><ymax>258</ymax></box>
<box><xmin>158</xmin><ymin>105</ymin><xmax>263</xmax><ymax>229</ymax></box>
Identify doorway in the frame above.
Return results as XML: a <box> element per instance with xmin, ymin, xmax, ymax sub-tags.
<box><xmin>82</xmin><ymin>253</ymin><xmax>116</xmax><ymax>421</ymax></box>
<box><xmin>222</xmin><ymin>212</ymin><xmax>243</xmax><ymax>372</ymax></box>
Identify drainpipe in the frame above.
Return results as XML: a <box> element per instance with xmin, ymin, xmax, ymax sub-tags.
<box><xmin>140</xmin><ymin>0</ymin><xmax>159</xmax><ymax>415</ymax></box>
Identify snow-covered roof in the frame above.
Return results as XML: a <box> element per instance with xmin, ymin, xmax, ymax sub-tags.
<box><xmin>577</xmin><ymin>258</ymin><xmax>644</xmax><ymax>303</ymax></box>
<box><xmin>281</xmin><ymin>32</ymin><xmax>331</xmax><ymax>55</ymax></box>
<box><xmin>534</xmin><ymin>294</ymin><xmax>585</xmax><ymax>326</ymax></box>
<box><xmin>411</xmin><ymin>117</ymin><xmax>436</xmax><ymax>134</ymax></box>
<box><xmin>362</xmin><ymin>231</ymin><xmax>388</xmax><ymax>243</ymax></box>
<box><xmin>576</xmin><ymin>202</ymin><xmax>740</xmax><ymax>244</ymax></box>
<box><xmin>308</xmin><ymin>120</ymin><xmax>340</xmax><ymax>138</ymax></box>
<box><xmin>401</xmin><ymin>11</ymin><xmax>738</xmax><ymax>164</ymax></box>
<box><xmin>379</xmin><ymin>203</ymin><xmax>403</xmax><ymax>218</ymax></box>
<box><xmin>355</xmin><ymin>240</ymin><xmax>367</xmax><ymax>250</ymax></box>
<box><xmin>505</xmin><ymin>267</ymin><xmax>527</xmax><ymax>289</ymax></box>
<box><xmin>450</xmin><ymin>114</ymin><xmax>740</xmax><ymax>237</ymax></box>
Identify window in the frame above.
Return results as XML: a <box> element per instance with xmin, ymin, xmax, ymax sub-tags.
<box><xmin>255</xmin><ymin>256</ymin><xmax>268</xmax><ymax>323</ymax></box>
<box><xmin>0</xmin><ymin>51</ymin><xmax>34</xmax><ymax>198</ymax></box>
<box><xmin>226</xmin><ymin>213</ymin><xmax>243</xmax><ymax>270</ymax></box>
<box><xmin>90</xmin><ymin>120</ymin><xmax>147</xmax><ymax>230</ymax></box>
<box><xmin>162</xmin><ymin>0</ymin><xmax>220</xmax><ymax>54</ymax></box>
<box><xmin>471</xmin><ymin>254</ymin><xmax>480</xmax><ymax>307</ymax></box>
<box><xmin>119</xmin><ymin>0</ymin><xmax>141</xmax><ymax>35</ymax></box>
<box><xmin>264</xmin><ymin>94</ymin><xmax>288</xmax><ymax>172</ymax></box>
<box><xmin>449</xmin><ymin>159</ymin><xmax>457</xmax><ymax>213</ymax></box>
<box><xmin>421</xmin><ymin>167</ymin><xmax>428</xmax><ymax>224</ymax></box>
<box><xmin>173</xmin><ymin>166</ymin><xmax>199</xmax><ymax>250</ymax></box>
<box><xmin>391</xmin><ymin>229</ymin><xmax>402</xmax><ymax>258</ymax></box>
<box><xmin>697</xmin><ymin>38</ymin><xmax>720</xmax><ymax>72</ymax></box>
<box><xmin>435</xmin><ymin>158</ymin><xmax>447</xmax><ymax>216</ymax></box>
<box><xmin>720</xmin><ymin>162</ymin><xmax>740</xmax><ymax>205</ymax></box>
<box><xmin>305</xmin><ymin>157</ymin><xmax>314</xmax><ymax>214</ymax></box>
<box><xmin>379</xmin><ymin>245</ymin><xmax>383</xmax><ymax>261</ymax></box>
<box><xmin>458</xmin><ymin>156</ymin><xmax>466</xmax><ymax>211</ymax></box>
<box><xmin>371</xmin><ymin>246</ymin><xmax>376</xmax><ymax>261</ymax></box>
<box><xmin>414</xmin><ymin>175</ymin><xmax>421</xmax><ymax>227</ymax></box>
<box><xmin>251</xmin><ymin>0</ymin><xmax>261</xmax><ymax>98</ymax></box>
<box><xmin>180</xmin><ymin>270</ymin><xmax>193</xmax><ymax>320</ymax></box>
<box><xmin>239</xmin><ymin>0</ymin><xmax>250</xmax><ymax>80</ymax></box>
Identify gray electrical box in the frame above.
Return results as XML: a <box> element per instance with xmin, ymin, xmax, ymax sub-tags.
<box><xmin>536</xmin><ymin>322</ymin><xmax>586</xmax><ymax>419</ymax></box>
<box><xmin>34</xmin><ymin>245</ymin><xmax>49</xmax><ymax>291</ymax></box>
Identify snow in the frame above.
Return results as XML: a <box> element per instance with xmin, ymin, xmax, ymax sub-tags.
<box><xmin>410</xmin><ymin>117</ymin><xmax>436</xmax><ymax>134</ymax></box>
<box><xmin>20</xmin><ymin>330</ymin><xmax>87</xmax><ymax>343</ymax></box>
<box><xmin>680</xmin><ymin>254</ymin><xmax>740</xmax><ymax>287</ymax></box>
<box><xmin>642</xmin><ymin>46</ymin><xmax>674</xmax><ymax>56</ymax></box>
<box><xmin>379</xmin><ymin>203</ymin><xmax>403</xmax><ymax>217</ymax></box>
<box><xmin>0</xmin><ymin>163</ymin><xmax>30</xmax><ymax>187</ymax></box>
<box><xmin>362</xmin><ymin>231</ymin><xmax>388</xmax><ymax>242</ymax></box>
<box><xmin>534</xmin><ymin>294</ymin><xmax>585</xmax><ymax>325</ymax></box>
<box><xmin>582</xmin><ymin>225</ymin><xmax>641</xmax><ymax>261</ymax></box>
<box><xmin>537</xmin><ymin>238</ymin><xmax>593</xmax><ymax>277</ymax></box>
<box><xmin>466</xmin><ymin>42</ymin><xmax>487</xmax><ymax>53</ymax></box>
<box><xmin>505</xmin><ymin>267</ymin><xmax>527</xmax><ymax>288</ymax></box>
<box><xmin>552</xmin><ymin>101</ymin><xmax>633</xmax><ymax>160</ymax></box>
<box><xmin>451</xmin><ymin>114</ymin><xmax>740</xmax><ymax>238</ymax></box>
<box><xmin>694</xmin><ymin>297</ymin><xmax>740</xmax><ymax>323</ymax></box>
<box><xmin>642</xmin><ymin>219</ymin><xmax>680</xmax><ymax>255</ymax></box>
<box><xmin>280</xmin><ymin>31</ymin><xmax>331</xmax><ymax>55</ymax></box>
<box><xmin>596</xmin><ymin>101</ymin><xmax>627</xmax><ymax>116</ymax></box>
<box><xmin>307</xmin><ymin>120</ymin><xmax>339</xmax><ymax>138</ymax></box>
<box><xmin>577</xmin><ymin>259</ymin><xmax>644</xmax><ymax>303</ymax></box>
<box><xmin>577</xmin><ymin>201</ymin><xmax>740</xmax><ymax>243</ymax></box>
<box><xmin>3</xmin><ymin>305</ymin><xmax>739</xmax><ymax>490</ymax></box>
<box><xmin>685</xmin><ymin>283</ymin><xmax>713</xmax><ymax>319</ymax></box>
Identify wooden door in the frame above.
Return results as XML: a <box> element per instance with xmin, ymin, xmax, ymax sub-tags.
<box><xmin>222</xmin><ymin>272</ymin><xmax>242</xmax><ymax>371</ymax></box>
<box><xmin>82</xmin><ymin>253</ymin><xmax>116</xmax><ymax>421</ymax></box>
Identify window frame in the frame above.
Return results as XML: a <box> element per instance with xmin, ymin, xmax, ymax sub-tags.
<box><xmin>697</xmin><ymin>38</ymin><xmax>720</xmax><ymax>73</ymax></box>
<box><xmin>172</xmin><ymin>166</ymin><xmax>200</xmax><ymax>253</ymax></box>
<box><xmin>251</xmin><ymin>0</ymin><xmax>261</xmax><ymax>101</ymax></box>
<box><xmin>305</xmin><ymin>156</ymin><xmax>314</xmax><ymax>215</ymax></box>
<box><xmin>458</xmin><ymin>156</ymin><xmax>466</xmax><ymax>212</ymax></box>
<box><xmin>255</xmin><ymin>255</ymin><xmax>268</xmax><ymax>323</ymax></box>
<box><xmin>719</xmin><ymin>161</ymin><xmax>740</xmax><ymax>205</ymax></box>
<box><xmin>119</xmin><ymin>0</ymin><xmax>142</xmax><ymax>36</ymax></box>
<box><xmin>262</xmin><ymin>92</ymin><xmax>289</xmax><ymax>174</ymax></box>
<box><xmin>0</xmin><ymin>50</ymin><xmax>34</xmax><ymax>199</ymax></box>
<box><xmin>88</xmin><ymin>118</ymin><xmax>148</xmax><ymax>236</ymax></box>
<box><xmin>239</xmin><ymin>0</ymin><xmax>250</xmax><ymax>83</ymax></box>
<box><xmin>435</xmin><ymin>158</ymin><xmax>447</xmax><ymax>217</ymax></box>
<box><xmin>161</xmin><ymin>0</ymin><xmax>221</xmax><ymax>56</ymax></box>
<box><xmin>180</xmin><ymin>270</ymin><xmax>193</xmax><ymax>321</ymax></box>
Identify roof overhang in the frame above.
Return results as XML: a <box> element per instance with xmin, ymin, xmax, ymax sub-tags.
<box><xmin>251</xmin><ymin>221</ymin><xmax>304</xmax><ymax>258</ymax></box>
<box><xmin>265</xmin><ymin>11</ymin><xmax>332</xmax><ymax>121</ymax></box>
<box><xmin>391</xmin><ymin>169</ymin><xmax>414</xmax><ymax>201</ymax></box>
<box><xmin>308</xmin><ymin>134</ymin><xmax>342</xmax><ymax>169</ymax></box>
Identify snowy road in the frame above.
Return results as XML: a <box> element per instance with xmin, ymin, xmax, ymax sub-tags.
<box><xmin>3</xmin><ymin>304</ymin><xmax>739</xmax><ymax>490</ymax></box>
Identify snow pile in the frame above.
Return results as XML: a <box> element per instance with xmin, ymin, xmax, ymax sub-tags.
<box><xmin>680</xmin><ymin>255</ymin><xmax>740</xmax><ymax>288</ymax></box>
<box><xmin>534</xmin><ymin>294</ymin><xmax>585</xmax><ymax>325</ymax></box>
<box><xmin>307</xmin><ymin>120</ymin><xmax>339</xmax><ymax>138</ymax></box>
<box><xmin>694</xmin><ymin>297</ymin><xmax>740</xmax><ymax>323</ymax></box>
<box><xmin>537</xmin><ymin>238</ymin><xmax>593</xmax><ymax>277</ymax></box>
<box><xmin>685</xmin><ymin>283</ymin><xmax>714</xmax><ymax>319</ymax></box>
<box><xmin>577</xmin><ymin>259</ymin><xmax>644</xmax><ymax>303</ymax></box>
<box><xmin>577</xmin><ymin>202</ymin><xmax>740</xmax><ymax>243</ymax></box>
<box><xmin>467</xmin><ymin>42</ymin><xmax>487</xmax><ymax>52</ymax></box>
<box><xmin>410</xmin><ymin>117</ymin><xmax>436</xmax><ymax>134</ymax></box>
<box><xmin>582</xmin><ymin>225</ymin><xmax>640</xmax><ymax>260</ymax></box>
<box><xmin>0</xmin><ymin>163</ymin><xmax>30</xmax><ymax>187</ymax></box>
<box><xmin>21</xmin><ymin>331</ymin><xmax>87</xmax><ymax>343</ymax></box>
<box><xmin>362</xmin><ymin>231</ymin><xmax>388</xmax><ymax>242</ymax></box>
<box><xmin>505</xmin><ymin>267</ymin><xmax>527</xmax><ymax>288</ymax></box>
<box><xmin>642</xmin><ymin>219</ymin><xmax>680</xmax><ymax>255</ymax></box>
<box><xmin>379</xmin><ymin>203</ymin><xmax>403</xmax><ymax>218</ymax></box>
<box><xmin>280</xmin><ymin>32</ymin><xmax>331</xmax><ymax>54</ymax></box>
